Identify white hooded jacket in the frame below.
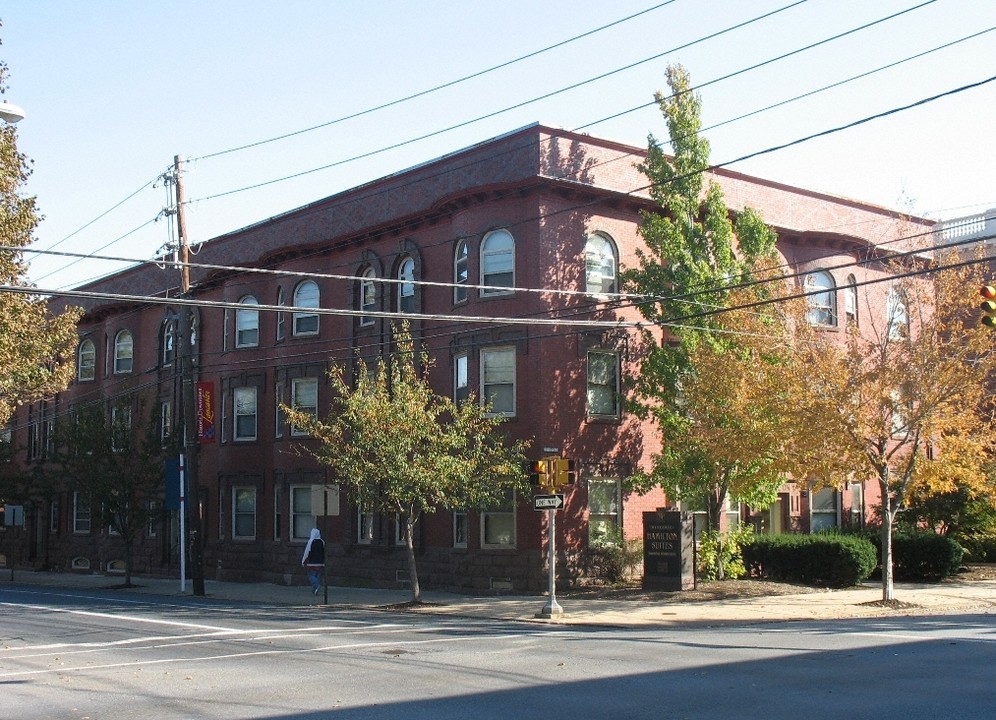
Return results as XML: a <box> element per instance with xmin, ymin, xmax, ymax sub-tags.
<box><xmin>301</xmin><ymin>528</ymin><xmax>325</xmax><ymax>567</ymax></box>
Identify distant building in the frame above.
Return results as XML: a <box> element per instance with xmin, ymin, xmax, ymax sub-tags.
<box><xmin>1</xmin><ymin>125</ymin><xmax>936</xmax><ymax>590</ymax></box>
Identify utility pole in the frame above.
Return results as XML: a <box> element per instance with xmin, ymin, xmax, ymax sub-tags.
<box><xmin>174</xmin><ymin>154</ymin><xmax>205</xmax><ymax>596</ymax></box>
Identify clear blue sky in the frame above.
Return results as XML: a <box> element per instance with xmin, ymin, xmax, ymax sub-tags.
<box><xmin>3</xmin><ymin>0</ymin><xmax>995</xmax><ymax>289</ymax></box>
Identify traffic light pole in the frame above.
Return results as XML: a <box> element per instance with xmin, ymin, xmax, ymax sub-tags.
<box><xmin>539</xmin><ymin>506</ymin><xmax>563</xmax><ymax>618</ymax></box>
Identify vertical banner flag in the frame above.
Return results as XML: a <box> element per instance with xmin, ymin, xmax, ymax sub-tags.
<box><xmin>196</xmin><ymin>381</ymin><xmax>216</xmax><ymax>443</ymax></box>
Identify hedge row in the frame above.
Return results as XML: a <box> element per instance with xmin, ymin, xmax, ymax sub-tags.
<box><xmin>742</xmin><ymin>534</ymin><xmax>877</xmax><ymax>588</ymax></box>
<box><xmin>863</xmin><ymin>531</ymin><xmax>964</xmax><ymax>581</ymax></box>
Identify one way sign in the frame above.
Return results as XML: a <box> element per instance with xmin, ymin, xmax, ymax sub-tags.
<box><xmin>533</xmin><ymin>494</ymin><xmax>565</xmax><ymax>510</ymax></box>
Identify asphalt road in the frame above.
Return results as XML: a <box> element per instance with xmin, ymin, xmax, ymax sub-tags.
<box><xmin>3</xmin><ymin>583</ymin><xmax>995</xmax><ymax>720</ymax></box>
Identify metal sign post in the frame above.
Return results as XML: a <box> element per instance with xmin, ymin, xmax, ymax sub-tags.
<box><xmin>179</xmin><ymin>453</ymin><xmax>186</xmax><ymax>594</ymax></box>
<box><xmin>539</xmin><ymin>506</ymin><xmax>564</xmax><ymax>618</ymax></box>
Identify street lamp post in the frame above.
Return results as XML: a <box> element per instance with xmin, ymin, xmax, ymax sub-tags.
<box><xmin>0</xmin><ymin>101</ymin><xmax>25</xmax><ymax>124</ymax></box>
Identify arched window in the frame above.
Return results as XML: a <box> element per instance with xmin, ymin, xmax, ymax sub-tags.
<box><xmin>236</xmin><ymin>295</ymin><xmax>259</xmax><ymax>347</ymax></box>
<box><xmin>585</xmin><ymin>232</ymin><xmax>617</xmax><ymax>295</ymax></box>
<box><xmin>359</xmin><ymin>267</ymin><xmax>377</xmax><ymax>326</ymax></box>
<box><xmin>480</xmin><ymin>229</ymin><xmax>514</xmax><ymax>295</ymax></box>
<box><xmin>113</xmin><ymin>330</ymin><xmax>134</xmax><ymax>374</ymax></box>
<box><xmin>398</xmin><ymin>256</ymin><xmax>415</xmax><ymax>313</ymax></box>
<box><xmin>293</xmin><ymin>281</ymin><xmax>319</xmax><ymax>336</ymax></box>
<box><xmin>78</xmin><ymin>339</ymin><xmax>96</xmax><ymax>381</ymax></box>
<box><xmin>845</xmin><ymin>274</ymin><xmax>858</xmax><ymax>326</ymax></box>
<box><xmin>805</xmin><ymin>271</ymin><xmax>836</xmax><ymax>326</ymax></box>
<box><xmin>161</xmin><ymin>320</ymin><xmax>175</xmax><ymax>366</ymax></box>
<box><xmin>454</xmin><ymin>240</ymin><xmax>469</xmax><ymax>304</ymax></box>
<box><xmin>887</xmin><ymin>286</ymin><xmax>909</xmax><ymax>340</ymax></box>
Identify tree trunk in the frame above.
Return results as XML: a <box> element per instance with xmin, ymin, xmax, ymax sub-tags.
<box><xmin>405</xmin><ymin>518</ymin><xmax>422</xmax><ymax>603</ymax></box>
<box><xmin>707</xmin><ymin>488</ymin><xmax>725</xmax><ymax>580</ymax></box>
<box><xmin>880</xmin><ymin>479</ymin><xmax>895</xmax><ymax>602</ymax></box>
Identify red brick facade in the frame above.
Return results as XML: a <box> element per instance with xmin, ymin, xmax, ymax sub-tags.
<box><xmin>3</xmin><ymin>125</ymin><xmax>933</xmax><ymax>591</ymax></box>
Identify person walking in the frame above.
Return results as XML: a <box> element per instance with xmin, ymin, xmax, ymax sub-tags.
<box><xmin>301</xmin><ymin>528</ymin><xmax>325</xmax><ymax>595</ymax></box>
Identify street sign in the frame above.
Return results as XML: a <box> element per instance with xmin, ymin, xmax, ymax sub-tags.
<box><xmin>533</xmin><ymin>494</ymin><xmax>565</xmax><ymax>510</ymax></box>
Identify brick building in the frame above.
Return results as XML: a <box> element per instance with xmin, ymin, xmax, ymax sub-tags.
<box><xmin>1</xmin><ymin>124</ymin><xmax>934</xmax><ymax>590</ymax></box>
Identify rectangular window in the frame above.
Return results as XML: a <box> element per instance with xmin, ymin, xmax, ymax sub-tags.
<box><xmin>811</xmin><ymin>487</ymin><xmax>839</xmax><ymax>532</ymax></box>
<box><xmin>160</xmin><ymin>401</ymin><xmax>172</xmax><ymax>441</ymax></box>
<box><xmin>73</xmin><ymin>492</ymin><xmax>91</xmax><ymax>534</ymax></box>
<box><xmin>233</xmin><ymin>387</ymin><xmax>258</xmax><ymax>441</ymax></box>
<box><xmin>393</xmin><ymin>515</ymin><xmax>406</xmax><ymax>546</ymax></box>
<box><xmin>453</xmin><ymin>511</ymin><xmax>468</xmax><ymax>548</ymax></box>
<box><xmin>454</xmin><ymin>353</ymin><xmax>469</xmax><ymax>404</ymax></box>
<box><xmin>233</xmin><ymin>487</ymin><xmax>257</xmax><ymax>539</ymax></box>
<box><xmin>588</xmin><ymin>477</ymin><xmax>620</xmax><ymax>541</ymax></box>
<box><xmin>481</xmin><ymin>347</ymin><xmax>515</xmax><ymax>416</ymax></box>
<box><xmin>481</xmin><ymin>489</ymin><xmax>516</xmax><ymax>549</ymax></box>
<box><xmin>290</xmin><ymin>486</ymin><xmax>314</xmax><ymax>540</ymax></box>
<box><xmin>111</xmin><ymin>404</ymin><xmax>132</xmax><ymax>452</ymax></box>
<box><xmin>221</xmin><ymin>390</ymin><xmax>229</xmax><ymax>444</ymax></box>
<box><xmin>587</xmin><ymin>351</ymin><xmax>620</xmax><ymax>418</ymax></box>
<box><xmin>291</xmin><ymin>378</ymin><xmax>318</xmax><ymax>436</ymax></box>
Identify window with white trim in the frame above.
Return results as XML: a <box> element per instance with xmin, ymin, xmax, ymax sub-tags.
<box><xmin>481</xmin><ymin>347</ymin><xmax>515</xmax><ymax>416</ymax></box>
<box><xmin>887</xmin><ymin>286</ymin><xmax>909</xmax><ymax>340</ymax></box>
<box><xmin>481</xmin><ymin>488</ymin><xmax>516</xmax><ymax>549</ymax></box>
<box><xmin>845</xmin><ymin>274</ymin><xmax>858</xmax><ymax>326</ymax></box>
<box><xmin>290</xmin><ymin>486</ymin><xmax>314</xmax><ymax>541</ymax></box>
<box><xmin>291</xmin><ymin>378</ymin><xmax>318</xmax><ymax>436</ymax></box>
<box><xmin>160</xmin><ymin>400</ymin><xmax>172</xmax><ymax>441</ymax></box>
<box><xmin>73</xmin><ymin>492</ymin><xmax>91</xmax><ymax>534</ymax></box>
<box><xmin>236</xmin><ymin>295</ymin><xmax>260</xmax><ymax>348</ymax></box>
<box><xmin>454</xmin><ymin>352</ymin><xmax>469</xmax><ymax>404</ymax></box>
<box><xmin>480</xmin><ymin>229</ymin><xmax>514</xmax><ymax>295</ymax></box>
<box><xmin>113</xmin><ymin>330</ymin><xmax>134</xmax><ymax>374</ymax></box>
<box><xmin>78</xmin><ymin>339</ymin><xmax>96</xmax><ymax>381</ymax></box>
<box><xmin>588</xmin><ymin>477</ymin><xmax>621</xmax><ymax>541</ymax></box>
<box><xmin>585</xmin><ymin>232</ymin><xmax>617</xmax><ymax>295</ymax></box>
<box><xmin>454</xmin><ymin>240</ymin><xmax>469</xmax><ymax>303</ymax></box>
<box><xmin>359</xmin><ymin>268</ymin><xmax>376</xmax><ymax>326</ymax></box>
<box><xmin>398</xmin><ymin>256</ymin><xmax>415</xmax><ymax>313</ymax></box>
<box><xmin>111</xmin><ymin>403</ymin><xmax>132</xmax><ymax>452</ymax></box>
<box><xmin>233</xmin><ymin>487</ymin><xmax>257</xmax><ymax>539</ymax></box>
<box><xmin>805</xmin><ymin>271</ymin><xmax>836</xmax><ymax>326</ymax></box>
<box><xmin>587</xmin><ymin>350</ymin><xmax>620</xmax><ymax>418</ymax></box>
<box><xmin>811</xmin><ymin>487</ymin><xmax>839</xmax><ymax>532</ymax></box>
<box><xmin>161</xmin><ymin>320</ymin><xmax>176</xmax><ymax>366</ymax></box>
<box><xmin>293</xmin><ymin>281</ymin><xmax>320</xmax><ymax>336</ymax></box>
<box><xmin>233</xmin><ymin>387</ymin><xmax>258</xmax><ymax>441</ymax></box>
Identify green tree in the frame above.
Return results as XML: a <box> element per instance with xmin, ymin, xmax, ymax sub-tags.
<box><xmin>286</xmin><ymin>326</ymin><xmax>530</xmax><ymax>603</ymax></box>
<box><xmin>0</xmin><ymin>46</ymin><xmax>82</xmax><ymax>428</ymax></box>
<box><xmin>53</xmin><ymin>395</ymin><xmax>172</xmax><ymax>586</ymax></box>
<box><xmin>622</xmin><ymin>65</ymin><xmax>792</xmax><ymax>576</ymax></box>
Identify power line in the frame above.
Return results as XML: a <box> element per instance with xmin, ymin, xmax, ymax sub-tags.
<box><xmin>191</xmin><ymin>1</ymin><xmax>682</xmax><ymax>162</ymax></box>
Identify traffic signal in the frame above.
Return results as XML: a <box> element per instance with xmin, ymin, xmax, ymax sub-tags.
<box><xmin>523</xmin><ymin>459</ymin><xmax>549</xmax><ymax>486</ymax></box>
<box><xmin>554</xmin><ymin>458</ymin><xmax>576</xmax><ymax>486</ymax></box>
<box><xmin>981</xmin><ymin>286</ymin><xmax>996</xmax><ymax>328</ymax></box>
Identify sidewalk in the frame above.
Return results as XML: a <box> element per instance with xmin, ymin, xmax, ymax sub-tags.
<box><xmin>4</xmin><ymin>568</ymin><xmax>995</xmax><ymax>627</ymax></box>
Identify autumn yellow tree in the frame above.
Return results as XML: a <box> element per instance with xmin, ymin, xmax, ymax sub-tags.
<box><xmin>788</xmin><ymin>254</ymin><xmax>996</xmax><ymax>600</ymax></box>
<box><xmin>0</xmin><ymin>51</ymin><xmax>81</xmax><ymax>428</ymax></box>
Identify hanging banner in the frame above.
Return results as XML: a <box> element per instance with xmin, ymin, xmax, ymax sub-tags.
<box><xmin>196</xmin><ymin>381</ymin><xmax>216</xmax><ymax>443</ymax></box>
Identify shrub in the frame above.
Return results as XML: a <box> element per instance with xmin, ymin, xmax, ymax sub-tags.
<box><xmin>891</xmin><ymin>532</ymin><xmax>963</xmax><ymax>581</ymax></box>
<box><xmin>586</xmin><ymin>526</ymin><xmax>642</xmax><ymax>584</ymax></box>
<box><xmin>696</xmin><ymin>524</ymin><xmax>754</xmax><ymax>581</ymax></box>
<box><xmin>742</xmin><ymin>534</ymin><xmax>877</xmax><ymax>588</ymax></box>
<box><xmin>862</xmin><ymin>529</ymin><xmax>965</xmax><ymax>581</ymax></box>
<box><xmin>957</xmin><ymin>532</ymin><xmax>996</xmax><ymax>563</ymax></box>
